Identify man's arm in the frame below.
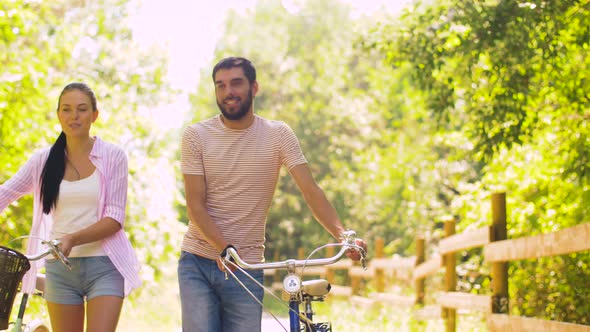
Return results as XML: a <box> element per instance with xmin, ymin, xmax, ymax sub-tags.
<box><xmin>289</xmin><ymin>164</ymin><xmax>346</xmax><ymax>240</ymax></box>
<box><xmin>183</xmin><ymin>174</ymin><xmax>229</xmax><ymax>253</ymax></box>
<box><xmin>290</xmin><ymin>163</ymin><xmax>367</xmax><ymax>260</ymax></box>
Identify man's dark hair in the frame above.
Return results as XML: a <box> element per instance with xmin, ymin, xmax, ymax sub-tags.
<box><xmin>212</xmin><ymin>57</ymin><xmax>256</xmax><ymax>83</ymax></box>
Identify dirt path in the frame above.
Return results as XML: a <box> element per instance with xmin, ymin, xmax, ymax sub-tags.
<box><xmin>261</xmin><ymin>313</ymin><xmax>289</xmax><ymax>331</ymax></box>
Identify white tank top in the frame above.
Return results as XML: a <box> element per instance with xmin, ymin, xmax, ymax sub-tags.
<box><xmin>51</xmin><ymin>169</ymin><xmax>105</xmax><ymax>257</ymax></box>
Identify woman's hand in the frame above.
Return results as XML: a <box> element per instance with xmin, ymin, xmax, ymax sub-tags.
<box><xmin>57</xmin><ymin>233</ymin><xmax>77</xmax><ymax>257</ymax></box>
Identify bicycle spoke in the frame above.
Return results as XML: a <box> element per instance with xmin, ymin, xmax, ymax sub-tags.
<box><xmin>221</xmin><ymin>259</ymin><xmax>315</xmax><ymax>330</ymax></box>
<box><xmin>221</xmin><ymin>261</ymin><xmax>289</xmax><ymax>331</ymax></box>
<box><xmin>219</xmin><ymin>230</ymin><xmax>365</xmax><ymax>332</ymax></box>
<box><xmin>300</xmin><ymin>242</ymin><xmax>367</xmax><ymax>275</ymax></box>
<box><xmin>300</xmin><ymin>243</ymin><xmax>341</xmax><ymax>275</ymax></box>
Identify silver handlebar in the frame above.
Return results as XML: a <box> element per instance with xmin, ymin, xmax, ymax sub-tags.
<box><xmin>224</xmin><ymin>230</ymin><xmax>366</xmax><ymax>270</ymax></box>
<box><xmin>25</xmin><ymin>239</ymin><xmax>72</xmax><ymax>270</ymax></box>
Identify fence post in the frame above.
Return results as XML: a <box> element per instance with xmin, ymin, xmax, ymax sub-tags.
<box><xmin>375</xmin><ymin>237</ymin><xmax>385</xmax><ymax>293</ymax></box>
<box><xmin>443</xmin><ymin>218</ymin><xmax>457</xmax><ymax>332</ymax></box>
<box><xmin>298</xmin><ymin>247</ymin><xmax>305</xmax><ymax>260</ymax></box>
<box><xmin>415</xmin><ymin>237</ymin><xmax>425</xmax><ymax>305</ymax></box>
<box><xmin>491</xmin><ymin>192</ymin><xmax>509</xmax><ymax>314</ymax></box>
<box><xmin>351</xmin><ymin>272</ymin><xmax>361</xmax><ymax>295</ymax></box>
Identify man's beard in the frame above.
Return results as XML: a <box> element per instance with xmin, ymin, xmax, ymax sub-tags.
<box><xmin>217</xmin><ymin>89</ymin><xmax>253</xmax><ymax>121</ymax></box>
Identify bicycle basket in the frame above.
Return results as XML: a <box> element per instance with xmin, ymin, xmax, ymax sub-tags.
<box><xmin>0</xmin><ymin>246</ymin><xmax>31</xmax><ymax>330</ymax></box>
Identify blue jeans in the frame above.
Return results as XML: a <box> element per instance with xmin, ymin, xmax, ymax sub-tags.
<box><xmin>178</xmin><ymin>251</ymin><xmax>264</xmax><ymax>332</ymax></box>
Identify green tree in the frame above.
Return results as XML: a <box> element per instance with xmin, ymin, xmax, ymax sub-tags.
<box><xmin>0</xmin><ymin>0</ymin><xmax>182</xmax><ymax>290</ymax></box>
<box><xmin>372</xmin><ymin>0</ymin><xmax>589</xmax><ymax>182</ymax></box>
<box><xmin>368</xmin><ymin>0</ymin><xmax>590</xmax><ymax>323</ymax></box>
<box><xmin>183</xmin><ymin>0</ymin><xmax>402</xmax><ymax>259</ymax></box>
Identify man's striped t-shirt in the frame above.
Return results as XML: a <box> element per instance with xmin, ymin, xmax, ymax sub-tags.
<box><xmin>180</xmin><ymin>115</ymin><xmax>307</xmax><ymax>262</ymax></box>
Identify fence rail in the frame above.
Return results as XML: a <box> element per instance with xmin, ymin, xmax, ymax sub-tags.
<box><xmin>267</xmin><ymin>192</ymin><xmax>590</xmax><ymax>331</ymax></box>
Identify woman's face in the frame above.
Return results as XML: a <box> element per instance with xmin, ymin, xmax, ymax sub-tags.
<box><xmin>57</xmin><ymin>89</ymin><xmax>98</xmax><ymax>138</ymax></box>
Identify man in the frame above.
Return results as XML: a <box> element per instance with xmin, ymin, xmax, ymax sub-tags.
<box><xmin>178</xmin><ymin>56</ymin><xmax>366</xmax><ymax>332</ymax></box>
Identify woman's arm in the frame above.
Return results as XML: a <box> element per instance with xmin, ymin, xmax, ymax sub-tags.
<box><xmin>58</xmin><ymin>218</ymin><xmax>121</xmax><ymax>256</ymax></box>
<box><xmin>0</xmin><ymin>152</ymin><xmax>40</xmax><ymax>211</ymax></box>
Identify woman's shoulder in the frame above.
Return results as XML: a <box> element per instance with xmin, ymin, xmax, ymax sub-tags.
<box><xmin>14</xmin><ymin>146</ymin><xmax>52</xmax><ymax>173</ymax></box>
<box><xmin>31</xmin><ymin>146</ymin><xmax>51</xmax><ymax>161</ymax></box>
<box><xmin>93</xmin><ymin>137</ymin><xmax>127</xmax><ymax>158</ymax></box>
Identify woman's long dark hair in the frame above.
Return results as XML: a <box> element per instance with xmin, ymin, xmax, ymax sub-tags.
<box><xmin>40</xmin><ymin>82</ymin><xmax>97</xmax><ymax>214</ymax></box>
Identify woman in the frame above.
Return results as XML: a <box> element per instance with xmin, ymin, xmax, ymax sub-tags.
<box><xmin>0</xmin><ymin>82</ymin><xmax>141</xmax><ymax>332</ymax></box>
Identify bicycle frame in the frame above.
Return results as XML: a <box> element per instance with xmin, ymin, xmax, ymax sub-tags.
<box><xmin>4</xmin><ymin>239</ymin><xmax>71</xmax><ymax>332</ymax></box>
<box><xmin>223</xmin><ymin>230</ymin><xmax>365</xmax><ymax>332</ymax></box>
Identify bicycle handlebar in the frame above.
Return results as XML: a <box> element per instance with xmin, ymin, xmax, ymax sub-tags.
<box><xmin>224</xmin><ymin>230</ymin><xmax>366</xmax><ymax>270</ymax></box>
<box><xmin>25</xmin><ymin>239</ymin><xmax>72</xmax><ymax>270</ymax></box>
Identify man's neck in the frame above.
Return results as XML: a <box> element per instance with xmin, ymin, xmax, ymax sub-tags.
<box><xmin>220</xmin><ymin>112</ymin><xmax>255</xmax><ymax>130</ymax></box>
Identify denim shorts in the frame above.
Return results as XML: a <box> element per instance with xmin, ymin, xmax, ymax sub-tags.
<box><xmin>45</xmin><ymin>256</ymin><xmax>124</xmax><ymax>305</ymax></box>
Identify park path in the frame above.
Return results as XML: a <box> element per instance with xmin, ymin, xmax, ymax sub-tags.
<box><xmin>262</xmin><ymin>313</ymin><xmax>289</xmax><ymax>331</ymax></box>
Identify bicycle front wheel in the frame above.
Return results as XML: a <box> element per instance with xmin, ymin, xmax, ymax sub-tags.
<box><xmin>25</xmin><ymin>319</ymin><xmax>50</xmax><ymax>332</ymax></box>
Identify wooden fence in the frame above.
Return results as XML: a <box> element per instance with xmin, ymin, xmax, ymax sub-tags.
<box><xmin>267</xmin><ymin>192</ymin><xmax>590</xmax><ymax>331</ymax></box>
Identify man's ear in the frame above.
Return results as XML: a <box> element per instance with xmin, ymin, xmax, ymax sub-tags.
<box><xmin>252</xmin><ymin>81</ymin><xmax>259</xmax><ymax>96</ymax></box>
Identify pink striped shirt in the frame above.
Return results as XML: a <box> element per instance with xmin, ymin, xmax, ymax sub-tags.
<box><xmin>0</xmin><ymin>137</ymin><xmax>141</xmax><ymax>295</ymax></box>
<box><xmin>180</xmin><ymin>115</ymin><xmax>307</xmax><ymax>262</ymax></box>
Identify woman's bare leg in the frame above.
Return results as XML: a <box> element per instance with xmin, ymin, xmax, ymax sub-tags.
<box><xmin>47</xmin><ymin>302</ymin><xmax>84</xmax><ymax>332</ymax></box>
<box><xmin>86</xmin><ymin>295</ymin><xmax>123</xmax><ymax>332</ymax></box>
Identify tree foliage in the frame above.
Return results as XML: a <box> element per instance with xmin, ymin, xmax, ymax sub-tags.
<box><xmin>184</xmin><ymin>0</ymin><xmax>399</xmax><ymax>258</ymax></box>
<box><xmin>367</xmin><ymin>0</ymin><xmax>590</xmax><ymax>324</ymax></box>
<box><xmin>371</xmin><ymin>0</ymin><xmax>589</xmax><ymax>181</ymax></box>
<box><xmin>0</xmin><ymin>0</ymin><xmax>181</xmax><ymax>292</ymax></box>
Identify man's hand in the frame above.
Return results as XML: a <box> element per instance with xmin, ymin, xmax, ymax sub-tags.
<box><xmin>217</xmin><ymin>244</ymin><xmax>238</xmax><ymax>273</ymax></box>
<box><xmin>345</xmin><ymin>238</ymin><xmax>367</xmax><ymax>261</ymax></box>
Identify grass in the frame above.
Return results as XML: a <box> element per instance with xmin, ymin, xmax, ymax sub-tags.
<box><xmin>118</xmin><ymin>262</ymin><xmax>183</xmax><ymax>331</ymax></box>
<box><xmin>311</xmin><ymin>299</ymin><xmax>488</xmax><ymax>332</ymax></box>
<box><xmin>118</xmin><ymin>287</ymin><xmax>182</xmax><ymax>331</ymax></box>
<box><xmin>14</xmin><ymin>276</ymin><xmax>488</xmax><ymax>331</ymax></box>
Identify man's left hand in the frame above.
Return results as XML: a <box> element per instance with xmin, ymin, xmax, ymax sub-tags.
<box><xmin>346</xmin><ymin>238</ymin><xmax>367</xmax><ymax>261</ymax></box>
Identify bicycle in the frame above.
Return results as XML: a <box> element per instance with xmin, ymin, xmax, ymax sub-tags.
<box><xmin>0</xmin><ymin>238</ymin><xmax>71</xmax><ymax>332</ymax></box>
<box><xmin>221</xmin><ymin>229</ymin><xmax>367</xmax><ymax>332</ymax></box>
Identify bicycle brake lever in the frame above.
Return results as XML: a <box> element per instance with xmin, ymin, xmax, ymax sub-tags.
<box><xmin>46</xmin><ymin>240</ymin><xmax>72</xmax><ymax>270</ymax></box>
<box><xmin>355</xmin><ymin>246</ymin><xmax>367</xmax><ymax>270</ymax></box>
<box><xmin>222</xmin><ymin>252</ymin><xmax>232</xmax><ymax>280</ymax></box>
<box><xmin>353</xmin><ymin>243</ymin><xmax>368</xmax><ymax>270</ymax></box>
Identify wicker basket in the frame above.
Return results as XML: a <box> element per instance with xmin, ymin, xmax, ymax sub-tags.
<box><xmin>0</xmin><ymin>246</ymin><xmax>31</xmax><ymax>330</ymax></box>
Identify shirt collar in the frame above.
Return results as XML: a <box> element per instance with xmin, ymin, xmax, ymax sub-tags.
<box><xmin>89</xmin><ymin>136</ymin><xmax>101</xmax><ymax>159</ymax></box>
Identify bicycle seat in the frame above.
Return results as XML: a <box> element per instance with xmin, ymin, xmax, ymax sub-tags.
<box><xmin>301</xmin><ymin>279</ymin><xmax>331</xmax><ymax>297</ymax></box>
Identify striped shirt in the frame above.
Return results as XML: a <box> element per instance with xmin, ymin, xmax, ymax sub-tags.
<box><xmin>181</xmin><ymin>115</ymin><xmax>307</xmax><ymax>262</ymax></box>
<box><xmin>0</xmin><ymin>137</ymin><xmax>141</xmax><ymax>295</ymax></box>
